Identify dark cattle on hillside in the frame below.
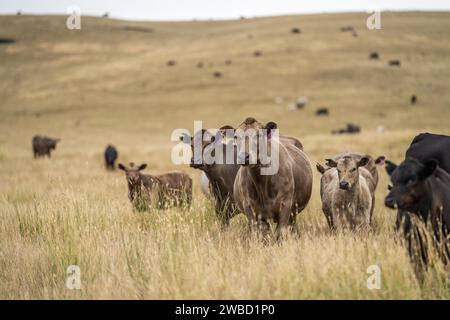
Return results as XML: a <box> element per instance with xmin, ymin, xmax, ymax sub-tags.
<box><xmin>369</xmin><ymin>52</ymin><xmax>379</xmax><ymax>59</ymax></box>
<box><xmin>0</xmin><ymin>38</ymin><xmax>16</xmax><ymax>45</ymax></box>
<box><xmin>167</xmin><ymin>60</ymin><xmax>176</xmax><ymax>66</ymax></box>
<box><xmin>213</xmin><ymin>71</ymin><xmax>222</xmax><ymax>78</ymax></box>
<box><xmin>316</xmin><ymin>107</ymin><xmax>329</xmax><ymax>116</ymax></box>
<box><xmin>291</xmin><ymin>27</ymin><xmax>301</xmax><ymax>34</ymax></box>
<box><xmin>332</xmin><ymin>123</ymin><xmax>361</xmax><ymax>134</ymax></box>
<box><xmin>411</xmin><ymin>95</ymin><xmax>417</xmax><ymax>105</ymax></box>
<box><xmin>388</xmin><ymin>60</ymin><xmax>401</xmax><ymax>66</ymax></box>
<box><xmin>340</xmin><ymin>26</ymin><xmax>354</xmax><ymax>32</ymax></box>
<box><xmin>32</xmin><ymin>135</ymin><xmax>60</xmax><ymax>158</ymax></box>
<box><xmin>104</xmin><ymin>145</ymin><xmax>118</xmax><ymax>170</ymax></box>
<box><xmin>253</xmin><ymin>51</ymin><xmax>262</xmax><ymax>57</ymax></box>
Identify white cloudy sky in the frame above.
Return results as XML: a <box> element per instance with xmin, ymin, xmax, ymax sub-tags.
<box><xmin>1</xmin><ymin>0</ymin><xmax>449</xmax><ymax>21</ymax></box>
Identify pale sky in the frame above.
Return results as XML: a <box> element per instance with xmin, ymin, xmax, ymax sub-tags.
<box><xmin>1</xmin><ymin>0</ymin><xmax>449</xmax><ymax>21</ymax></box>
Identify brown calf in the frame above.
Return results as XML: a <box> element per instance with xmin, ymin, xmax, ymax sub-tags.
<box><xmin>317</xmin><ymin>154</ymin><xmax>377</xmax><ymax>229</ymax></box>
<box><xmin>118</xmin><ymin>162</ymin><xmax>192</xmax><ymax>211</ymax></box>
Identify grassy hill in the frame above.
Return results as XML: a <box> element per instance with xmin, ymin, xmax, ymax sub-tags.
<box><xmin>0</xmin><ymin>12</ymin><xmax>449</xmax><ymax>299</ymax></box>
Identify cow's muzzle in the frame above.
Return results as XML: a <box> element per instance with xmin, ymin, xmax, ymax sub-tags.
<box><xmin>339</xmin><ymin>181</ymin><xmax>350</xmax><ymax>190</ymax></box>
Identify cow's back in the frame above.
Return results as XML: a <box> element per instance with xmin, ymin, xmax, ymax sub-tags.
<box><xmin>157</xmin><ymin>171</ymin><xmax>192</xmax><ymax>192</ymax></box>
<box><xmin>406</xmin><ymin>133</ymin><xmax>450</xmax><ymax>174</ymax></box>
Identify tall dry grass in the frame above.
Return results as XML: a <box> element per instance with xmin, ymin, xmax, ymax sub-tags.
<box><xmin>1</xmin><ymin>12</ymin><xmax>450</xmax><ymax>299</ymax></box>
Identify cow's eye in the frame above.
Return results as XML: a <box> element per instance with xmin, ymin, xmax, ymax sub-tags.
<box><xmin>388</xmin><ymin>184</ymin><xmax>392</xmax><ymax>191</ymax></box>
<box><xmin>351</xmin><ymin>168</ymin><xmax>357</xmax><ymax>172</ymax></box>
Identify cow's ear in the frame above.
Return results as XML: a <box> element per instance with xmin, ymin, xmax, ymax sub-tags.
<box><xmin>419</xmin><ymin>159</ymin><xmax>438</xmax><ymax>180</ymax></box>
<box><xmin>138</xmin><ymin>164</ymin><xmax>147</xmax><ymax>171</ymax></box>
<box><xmin>118</xmin><ymin>163</ymin><xmax>126</xmax><ymax>171</ymax></box>
<box><xmin>385</xmin><ymin>160</ymin><xmax>397</xmax><ymax>176</ymax></box>
<box><xmin>375</xmin><ymin>156</ymin><xmax>385</xmax><ymax>165</ymax></box>
<box><xmin>357</xmin><ymin>156</ymin><xmax>370</xmax><ymax>167</ymax></box>
<box><xmin>325</xmin><ymin>159</ymin><xmax>337</xmax><ymax>168</ymax></box>
<box><xmin>316</xmin><ymin>163</ymin><xmax>326</xmax><ymax>174</ymax></box>
<box><xmin>265</xmin><ymin>122</ymin><xmax>277</xmax><ymax>139</ymax></box>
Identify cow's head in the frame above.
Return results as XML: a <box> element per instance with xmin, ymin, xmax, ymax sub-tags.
<box><xmin>49</xmin><ymin>138</ymin><xmax>61</xmax><ymax>150</ymax></box>
<box><xmin>235</xmin><ymin>117</ymin><xmax>277</xmax><ymax>167</ymax></box>
<box><xmin>118</xmin><ymin>162</ymin><xmax>147</xmax><ymax>186</ymax></box>
<box><xmin>181</xmin><ymin>126</ymin><xmax>234</xmax><ymax>171</ymax></box>
<box><xmin>384</xmin><ymin>158</ymin><xmax>437</xmax><ymax>211</ymax></box>
<box><xmin>325</xmin><ymin>156</ymin><xmax>369</xmax><ymax>190</ymax></box>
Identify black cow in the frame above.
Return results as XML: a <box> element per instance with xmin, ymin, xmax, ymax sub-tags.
<box><xmin>411</xmin><ymin>95</ymin><xmax>417</xmax><ymax>105</ymax></box>
<box><xmin>383</xmin><ymin>133</ymin><xmax>450</xmax><ymax>267</ymax></box>
<box><xmin>369</xmin><ymin>52</ymin><xmax>379</xmax><ymax>60</ymax></box>
<box><xmin>385</xmin><ymin>158</ymin><xmax>450</xmax><ymax>266</ymax></box>
<box><xmin>32</xmin><ymin>135</ymin><xmax>60</xmax><ymax>158</ymax></box>
<box><xmin>104</xmin><ymin>145</ymin><xmax>118</xmax><ymax>170</ymax></box>
<box><xmin>315</xmin><ymin>107</ymin><xmax>329</xmax><ymax>116</ymax></box>
<box><xmin>388</xmin><ymin>60</ymin><xmax>401</xmax><ymax>67</ymax></box>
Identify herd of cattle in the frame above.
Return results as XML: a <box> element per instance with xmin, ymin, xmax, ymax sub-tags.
<box><xmin>32</xmin><ymin>121</ymin><xmax>449</xmax><ymax>268</ymax></box>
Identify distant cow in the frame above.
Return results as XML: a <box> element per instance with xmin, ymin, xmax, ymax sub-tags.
<box><xmin>253</xmin><ymin>51</ymin><xmax>262</xmax><ymax>57</ymax></box>
<box><xmin>213</xmin><ymin>71</ymin><xmax>222</xmax><ymax>78</ymax></box>
<box><xmin>167</xmin><ymin>60</ymin><xmax>176</xmax><ymax>67</ymax></box>
<box><xmin>291</xmin><ymin>27</ymin><xmax>301</xmax><ymax>34</ymax></box>
<box><xmin>317</xmin><ymin>153</ymin><xmax>378</xmax><ymax>229</ymax></box>
<box><xmin>316</xmin><ymin>107</ymin><xmax>329</xmax><ymax>116</ymax></box>
<box><xmin>388</xmin><ymin>60</ymin><xmax>401</xmax><ymax>67</ymax></box>
<box><xmin>385</xmin><ymin>158</ymin><xmax>450</xmax><ymax>266</ymax></box>
<box><xmin>32</xmin><ymin>135</ymin><xmax>60</xmax><ymax>158</ymax></box>
<box><xmin>332</xmin><ymin>123</ymin><xmax>361</xmax><ymax>134</ymax></box>
<box><xmin>197</xmin><ymin>62</ymin><xmax>204</xmax><ymax>68</ymax></box>
<box><xmin>104</xmin><ymin>145</ymin><xmax>118</xmax><ymax>170</ymax></box>
<box><xmin>118</xmin><ymin>162</ymin><xmax>192</xmax><ymax>211</ymax></box>
<box><xmin>225</xmin><ymin>60</ymin><xmax>232</xmax><ymax>65</ymax></box>
<box><xmin>411</xmin><ymin>95</ymin><xmax>417</xmax><ymax>105</ymax></box>
<box><xmin>369</xmin><ymin>52</ymin><xmax>379</xmax><ymax>59</ymax></box>
<box><xmin>233</xmin><ymin>117</ymin><xmax>313</xmax><ymax>240</ymax></box>
<box><xmin>340</xmin><ymin>26</ymin><xmax>354</xmax><ymax>32</ymax></box>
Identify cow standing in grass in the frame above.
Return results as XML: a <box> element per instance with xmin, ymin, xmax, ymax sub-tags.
<box><xmin>381</xmin><ymin>133</ymin><xmax>450</xmax><ymax>267</ymax></box>
<box><xmin>32</xmin><ymin>135</ymin><xmax>60</xmax><ymax>158</ymax></box>
<box><xmin>104</xmin><ymin>145</ymin><xmax>118</xmax><ymax>170</ymax></box>
<box><xmin>232</xmin><ymin>117</ymin><xmax>313</xmax><ymax>240</ymax></box>
<box><xmin>316</xmin><ymin>153</ymin><xmax>378</xmax><ymax>229</ymax></box>
<box><xmin>118</xmin><ymin>162</ymin><xmax>192</xmax><ymax>212</ymax></box>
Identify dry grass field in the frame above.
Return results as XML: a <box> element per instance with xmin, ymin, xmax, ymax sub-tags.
<box><xmin>0</xmin><ymin>12</ymin><xmax>450</xmax><ymax>299</ymax></box>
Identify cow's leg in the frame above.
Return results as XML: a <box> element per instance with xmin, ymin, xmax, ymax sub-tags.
<box><xmin>288</xmin><ymin>213</ymin><xmax>299</xmax><ymax>236</ymax></box>
<box><xmin>257</xmin><ymin>217</ymin><xmax>270</xmax><ymax>241</ymax></box>
<box><xmin>275</xmin><ymin>202</ymin><xmax>291</xmax><ymax>241</ymax></box>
